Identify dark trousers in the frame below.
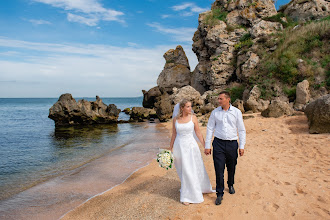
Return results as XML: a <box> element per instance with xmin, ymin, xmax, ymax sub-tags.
<box><xmin>212</xmin><ymin>137</ymin><xmax>238</xmax><ymax>197</ymax></box>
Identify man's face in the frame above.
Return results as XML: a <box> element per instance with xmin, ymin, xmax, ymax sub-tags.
<box><xmin>218</xmin><ymin>94</ymin><xmax>230</xmax><ymax>107</ymax></box>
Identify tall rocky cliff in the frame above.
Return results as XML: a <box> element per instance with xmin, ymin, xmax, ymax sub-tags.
<box><xmin>143</xmin><ymin>0</ymin><xmax>329</xmax><ymax>121</ymax></box>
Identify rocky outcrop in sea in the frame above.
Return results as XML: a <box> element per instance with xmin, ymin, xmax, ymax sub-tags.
<box><xmin>49</xmin><ymin>94</ymin><xmax>121</xmax><ymax>126</ymax></box>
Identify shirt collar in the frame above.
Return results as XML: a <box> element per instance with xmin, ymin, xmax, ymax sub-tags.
<box><xmin>219</xmin><ymin>104</ymin><xmax>233</xmax><ymax>111</ymax></box>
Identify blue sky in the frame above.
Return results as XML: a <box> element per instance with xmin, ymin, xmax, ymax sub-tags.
<box><xmin>0</xmin><ymin>0</ymin><xmax>290</xmax><ymax>98</ymax></box>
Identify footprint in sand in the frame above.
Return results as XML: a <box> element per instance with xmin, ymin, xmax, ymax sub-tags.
<box><xmin>272</xmin><ymin>179</ymin><xmax>282</xmax><ymax>185</ymax></box>
<box><xmin>296</xmin><ymin>184</ymin><xmax>307</xmax><ymax>195</ymax></box>
<box><xmin>249</xmin><ymin>192</ymin><xmax>261</xmax><ymax>200</ymax></box>
<box><xmin>272</xmin><ymin>203</ymin><xmax>280</xmax><ymax>212</ymax></box>
<box><xmin>284</xmin><ymin>182</ymin><xmax>291</xmax><ymax>185</ymax></box>
<box><xmin>274</xmin><ymin>189</ymin><xmax>284</xmax><ymax>196</ymax></box>
<box><xmin>263</xmin><ymin>203</ymin><xmax>280</xmax><ymax>212</ymax></box>
<box><xmin>317</xmin><ymin>196</ymin><xmax>326</xmax><ymax>203</ymax></box>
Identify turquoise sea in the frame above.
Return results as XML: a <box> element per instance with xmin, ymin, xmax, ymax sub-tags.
<box><xmin>0</xmin><ymin>97</ymin><xmax>149</xmax><ymax>201</ymax></box>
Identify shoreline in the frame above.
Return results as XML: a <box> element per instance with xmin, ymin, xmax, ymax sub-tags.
<box><xmin>0</xmin><ymin>122</ymin><xmax>169</xmax><ymax>220</ymax></box>
<box><xmin>59</xmin><ymin>161</ymin><xmax>154</xmax><ymax>219</ymax></box>
<box><xmin>61</xmin><ymin>113</ymin><xmax>329</xmax><ymax>220</ymax></box>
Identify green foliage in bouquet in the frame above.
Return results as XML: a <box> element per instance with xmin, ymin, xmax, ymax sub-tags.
<box><xmin>156</xmin><ymin>149</ymin><xmax>174</xmax><ymax>170</ymax></box>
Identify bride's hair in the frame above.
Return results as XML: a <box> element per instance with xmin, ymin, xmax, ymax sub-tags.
<box><xmin>178</xmin><ymin>99</ymin><xmax>191</xmax><ymax>118</ymax></box>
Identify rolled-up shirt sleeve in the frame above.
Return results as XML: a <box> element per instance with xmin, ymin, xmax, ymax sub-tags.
<box><xmin>205</xmin><ymin>111</ymin><xmax>215</xmax><ymax>149</ymax></box>
<box><xmin>236</xmin><ymin>110</ymin><xmax>246</xmax><ymax>149</ymax></box>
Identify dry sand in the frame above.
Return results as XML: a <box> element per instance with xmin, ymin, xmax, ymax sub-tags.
<box><xmin>62</xmin><ymin>113</ymin><xmax>329</xmax><ymax>220</ymax></box>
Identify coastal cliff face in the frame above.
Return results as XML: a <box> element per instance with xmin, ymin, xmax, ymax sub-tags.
<box><xmin>143</xmin><ymin>0</ymin><xmax>329</xmax><ymax>122</ymax></box>
<box><xmin>49</xmin><ymin>94</ymin><xmax>121</xmax><ymax>126</ymax></box>
<box><xmin>191</xmin><ymin>0</ymin><xmax>278</xmax><ymax>94</ymax></box>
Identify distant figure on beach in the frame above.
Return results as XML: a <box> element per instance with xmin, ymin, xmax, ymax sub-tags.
<box><xmin>170</xmin><ymin>99</ymin><xmax>214</xmax><ymax>206</ymax></box>
<box><xmin>205</xmin><ymin>91</ymin><xmax>246</xmax><ymax>205</ymax></box>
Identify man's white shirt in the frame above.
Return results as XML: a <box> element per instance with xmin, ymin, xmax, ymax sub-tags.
<box><xmin>205</xmin><ymin>105</ymin><xmax>246</xmax><ymax>149</ymax></box>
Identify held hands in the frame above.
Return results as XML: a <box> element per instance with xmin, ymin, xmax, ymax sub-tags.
<box><xmin>239</xmin><ymin>149</ymin><xmax>244</xmax><ymax>156</ymax></box>
<box><xmin>204</xmin><ymin>149</ymin><xmax>211</xmax><ymax>155</ymax></box>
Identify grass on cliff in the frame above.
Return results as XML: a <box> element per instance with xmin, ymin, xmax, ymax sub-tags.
<box><xmin>235</xmin><ymin>33</ymin><xmax>253</xmax><ymax>51</ymax></box>
<box><xmin>257</xmin><ymin>17</ymin><xmax>330</xmax><ymax>93</ymax></box>
<box><xmin>204</xmin><ymin>7</ymin><xmax>228</xmax><ymax>27</ymax></box>
<box><xmin>262</xmin><ymin>12</ymin><xmax>298</xmax><ymax>28</ymax></box>
<box><xmin>226</xmin><ymin>85</ymin><xmax>245</xmax><ymax>103</ymax></box>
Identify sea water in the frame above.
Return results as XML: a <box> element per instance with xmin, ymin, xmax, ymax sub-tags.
<box><xmin>0</xmin><ymin>97</ymin><xmax>153</xmax><ymax>201</ymax></box>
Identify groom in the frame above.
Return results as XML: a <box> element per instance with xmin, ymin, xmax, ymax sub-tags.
<box><xmin>204</xmin><ymin>91</ymin><xmax>246</xmax><ymax>205</ymax></box>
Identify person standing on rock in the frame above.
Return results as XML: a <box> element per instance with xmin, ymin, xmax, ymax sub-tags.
<box><xmin>204</xmin><ymin>91</ymin><xmax>246</xmax><ymax>205</ymax></box>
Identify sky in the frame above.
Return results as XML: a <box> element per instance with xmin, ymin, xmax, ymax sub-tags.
<box><xmin>0</xmin><ymin>0</ymin><xmax>290</xmax><ymax>98</ymax></box>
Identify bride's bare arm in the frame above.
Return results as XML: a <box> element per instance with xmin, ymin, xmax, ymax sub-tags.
<box><xmin>169</xmin><ymin>118</ymin><xmax>177</xmax><ymax>151</ymax></box>
<box><xmin>193</xmin><ymin>115</ymin><xmax>205</xmax><ymax>147</ymax></box>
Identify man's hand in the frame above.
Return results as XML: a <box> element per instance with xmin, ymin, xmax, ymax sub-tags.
<box><xmin>239</xmin><ymin>149</ymin><xmax>244</xmax><ymax>156</ymax></box>
<box><xmin>204</xmin><ymin>149</ymin><xmax>211</xmax><ymax>155</ymax></box>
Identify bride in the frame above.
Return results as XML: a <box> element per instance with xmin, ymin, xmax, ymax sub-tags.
<box><xmin>170</xmin><ymin>99</ymin><xmax>214</xmax><ymax>205</ymax></box>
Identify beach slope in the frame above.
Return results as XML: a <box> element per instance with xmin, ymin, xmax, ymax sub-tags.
<box><xmin>62</xmin><ymin>113</ymin><xmax>329</xmax><ymax>220</ymax></box>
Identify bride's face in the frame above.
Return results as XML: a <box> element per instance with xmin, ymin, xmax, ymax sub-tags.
<box><xmin>182</xmin><ymin>102</ymin><xmax>192</xmax><ymax>114</ymax></box>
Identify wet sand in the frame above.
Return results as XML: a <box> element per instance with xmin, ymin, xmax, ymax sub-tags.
<box><xmin>62</xmin><ymin>113</ymin><xmax>330</xmax><ymax>220</ymax></box>
<box><xmin>0</xmin><ymin>122</ymin><xmax>169</xmax><ymax>220</ymax></box>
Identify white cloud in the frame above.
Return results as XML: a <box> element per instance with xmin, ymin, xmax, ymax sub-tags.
<box><xmin>0</xmin><ymin>37</ymin><xmax>198</xmax><ymax>98</ymax></box>
<box><xmin>161</xmin><ymin>14</ymin><xmax>171</xmax><ymax>19</ymax></box>
<box><xmin>28</xmin><ymin>19</ymin><xmax>52</xmax><ymax>25</ymax></box>
<box><xmin>32</xmin><ymin>0</ymin><xmax>124</xmax><ymax>26</ymax></box>
<box><xmin>172</xmin><ymin>2</ymin><xmax>209</xmax><ymax>16</ymax></box>
<box><xmin>147</xmin><ymin>22</ymin><xmax>195</xmax><ymax>43</ymax></box>
<box><xmin>67</xmin><ymin>13</ymin><xmax>98</xmax><ymax>26</ymax></box>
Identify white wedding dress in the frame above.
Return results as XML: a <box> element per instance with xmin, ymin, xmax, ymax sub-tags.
<box><xmin>173</xmin><ymin>116</ymin><xmax>214</xmax><ymax>203</ymax></box>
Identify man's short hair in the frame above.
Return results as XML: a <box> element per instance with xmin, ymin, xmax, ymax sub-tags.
<box><xmin>219</xmin><ymin>91</ymin><xmax>231</xmax><ymax>99</ymax></box>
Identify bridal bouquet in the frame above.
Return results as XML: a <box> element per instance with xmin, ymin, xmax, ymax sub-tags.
<box><xmin>157</xmin><ymin>149</ymin><xmax>174</xmax><ymax>170</ymax></box>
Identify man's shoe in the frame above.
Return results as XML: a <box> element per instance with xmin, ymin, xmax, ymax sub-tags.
<box><xmin>215</xmin><ymin>196</ymin><xmax>223</xmax><ymax>205</ymax></box>
<box><xmin>229</xmin><ymin>186</ymin><xmax>235</xmax><ymax>194</ymax></box>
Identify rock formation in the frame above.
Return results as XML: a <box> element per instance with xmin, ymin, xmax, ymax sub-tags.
<box><xmin>282</xmin><ymin>0</ymin><xmax>330</xmax><ymax>22</ymax></box>
<box><xmin>129</xmin><ymin>107</ymin><xmax>157</xmax><ymax>122</ymax></box>
<box><xmin>191</xmin><ymin>0</ymin><xmax>279</xmax><ymax>94</ymax></box>
<box><xmin>142</xmin><ymin>86</ymin><xmax>161</xmax><ymax>108</ymax></box>
<box><xmin>294</xmin><ymin>79</ymin><xmax>310</xmax><ymax>110</ymax></box>
<box><xmin>141</xmin><ymin>0</ymin><xmax>329</xmax><ymax>121</ymax></box>
<box><xmin>157</xmin><ymin>46</ymin><xmax>191</xmax><ymax>94</ymax></box>
<box><xmin>304</xmin><ymin>94</ymin><xmax>330</xmax><ymax>133</ymax></box>
<box><xmin>244</xmin><ymin>86</ymin><xmax>270</xmax><ymax>112</ymax></box>
<box><xmin>261</xmin><ymin>99</ymin><xmax>294</xmax><ymax>117</ymax></box>
<box><xmin>49</xmin><ymin>94</ymin><xmax>121</xmax><ymax>126</ymax></box>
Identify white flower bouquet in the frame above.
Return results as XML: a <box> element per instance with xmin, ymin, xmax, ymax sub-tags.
<box><xmin>157</xmin><ymin>149</ymin><xmax>174</xmax><ymax>170</ymax></box>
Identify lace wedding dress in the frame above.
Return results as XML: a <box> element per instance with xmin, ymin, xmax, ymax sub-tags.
<box><xmin>173</xmin><ymin>116</ymin><xmax>214</xmax><ymax>203</ymax></box>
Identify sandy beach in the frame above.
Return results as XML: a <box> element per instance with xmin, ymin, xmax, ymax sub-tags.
<box><xmin>62</xmin><ymin>113</ymin><xmax>329</xmax><ymax>220</ymax></box>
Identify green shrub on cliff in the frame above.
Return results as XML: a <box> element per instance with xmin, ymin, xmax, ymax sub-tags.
<box><xmin>226</xmin><ymin>85</ymin><xmax>245</xmax><ymax>103</ymax></box>
<box><xmin>235</xmin><ymin>33</ymin><xmax>253</xmax><ymax>51</ymax></box>
<box><xmin>204</xmin><ymin>7</ymin><xmax>228</xmax><ymax>27</ymax></box>
<box><xmin>258</xmin><ymin>17</ymin><xmax>330</xmax><ymax>87</ymax></box>
<box><xmin>263</xmin><ymin>12</ymin><xmax>297</xmax><ymax>28</ymax></box>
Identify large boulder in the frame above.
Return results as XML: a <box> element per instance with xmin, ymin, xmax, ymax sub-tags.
<box><xmin>282</xmin><ymin>0</ymin><xmax>330</xmax><ymax>22</ymax></box>
<box><xmin>157</xmin><ymin>46</ymin><xmax>191</xmax><ymax>94</ymax></box>
<box><xmin>154</xmin><ymin>93</ymin><xmax>173</xmax><ymax>122</ymax></box>
<box><xmin>261</xmin><ymin>99</ymin><xmax>294</xmax><ymax>118</ymax></box>
<box><xmin>232</xmin><ymin>99</ymin><xmax>245</xmax><ymax>113</ymax></box>
<box><xmin>304</xmin><ymin>94</ymin><xmax>330</xmax><ymax>133</ymax></box>
<box><xmin>129</xmin><ymin>107</ymin><xmax>157</xmax><ymax>122</ymax></box>
<box><xmin>49</xmin><ymin>94</ymin><xmax>121</xmax><ymax>126</ymax></box>
<box><xmin>294</xmin><ymin>80</ymin><xmax>310</xmax><ymax>110</ymax></box>
<box><xmin>171</xmin><ymin>86</ymin><xmax>204</xmax><ymax>113</ymax></box>
<box><xmin>245</xmin><ymin>86</ymin><xmax>270</xmax><ymax>112</ymax></box>
<box><xmin>142</xmin><ymin>86</ymin><xmax>161</xmax><ymax>108</ymax></box>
